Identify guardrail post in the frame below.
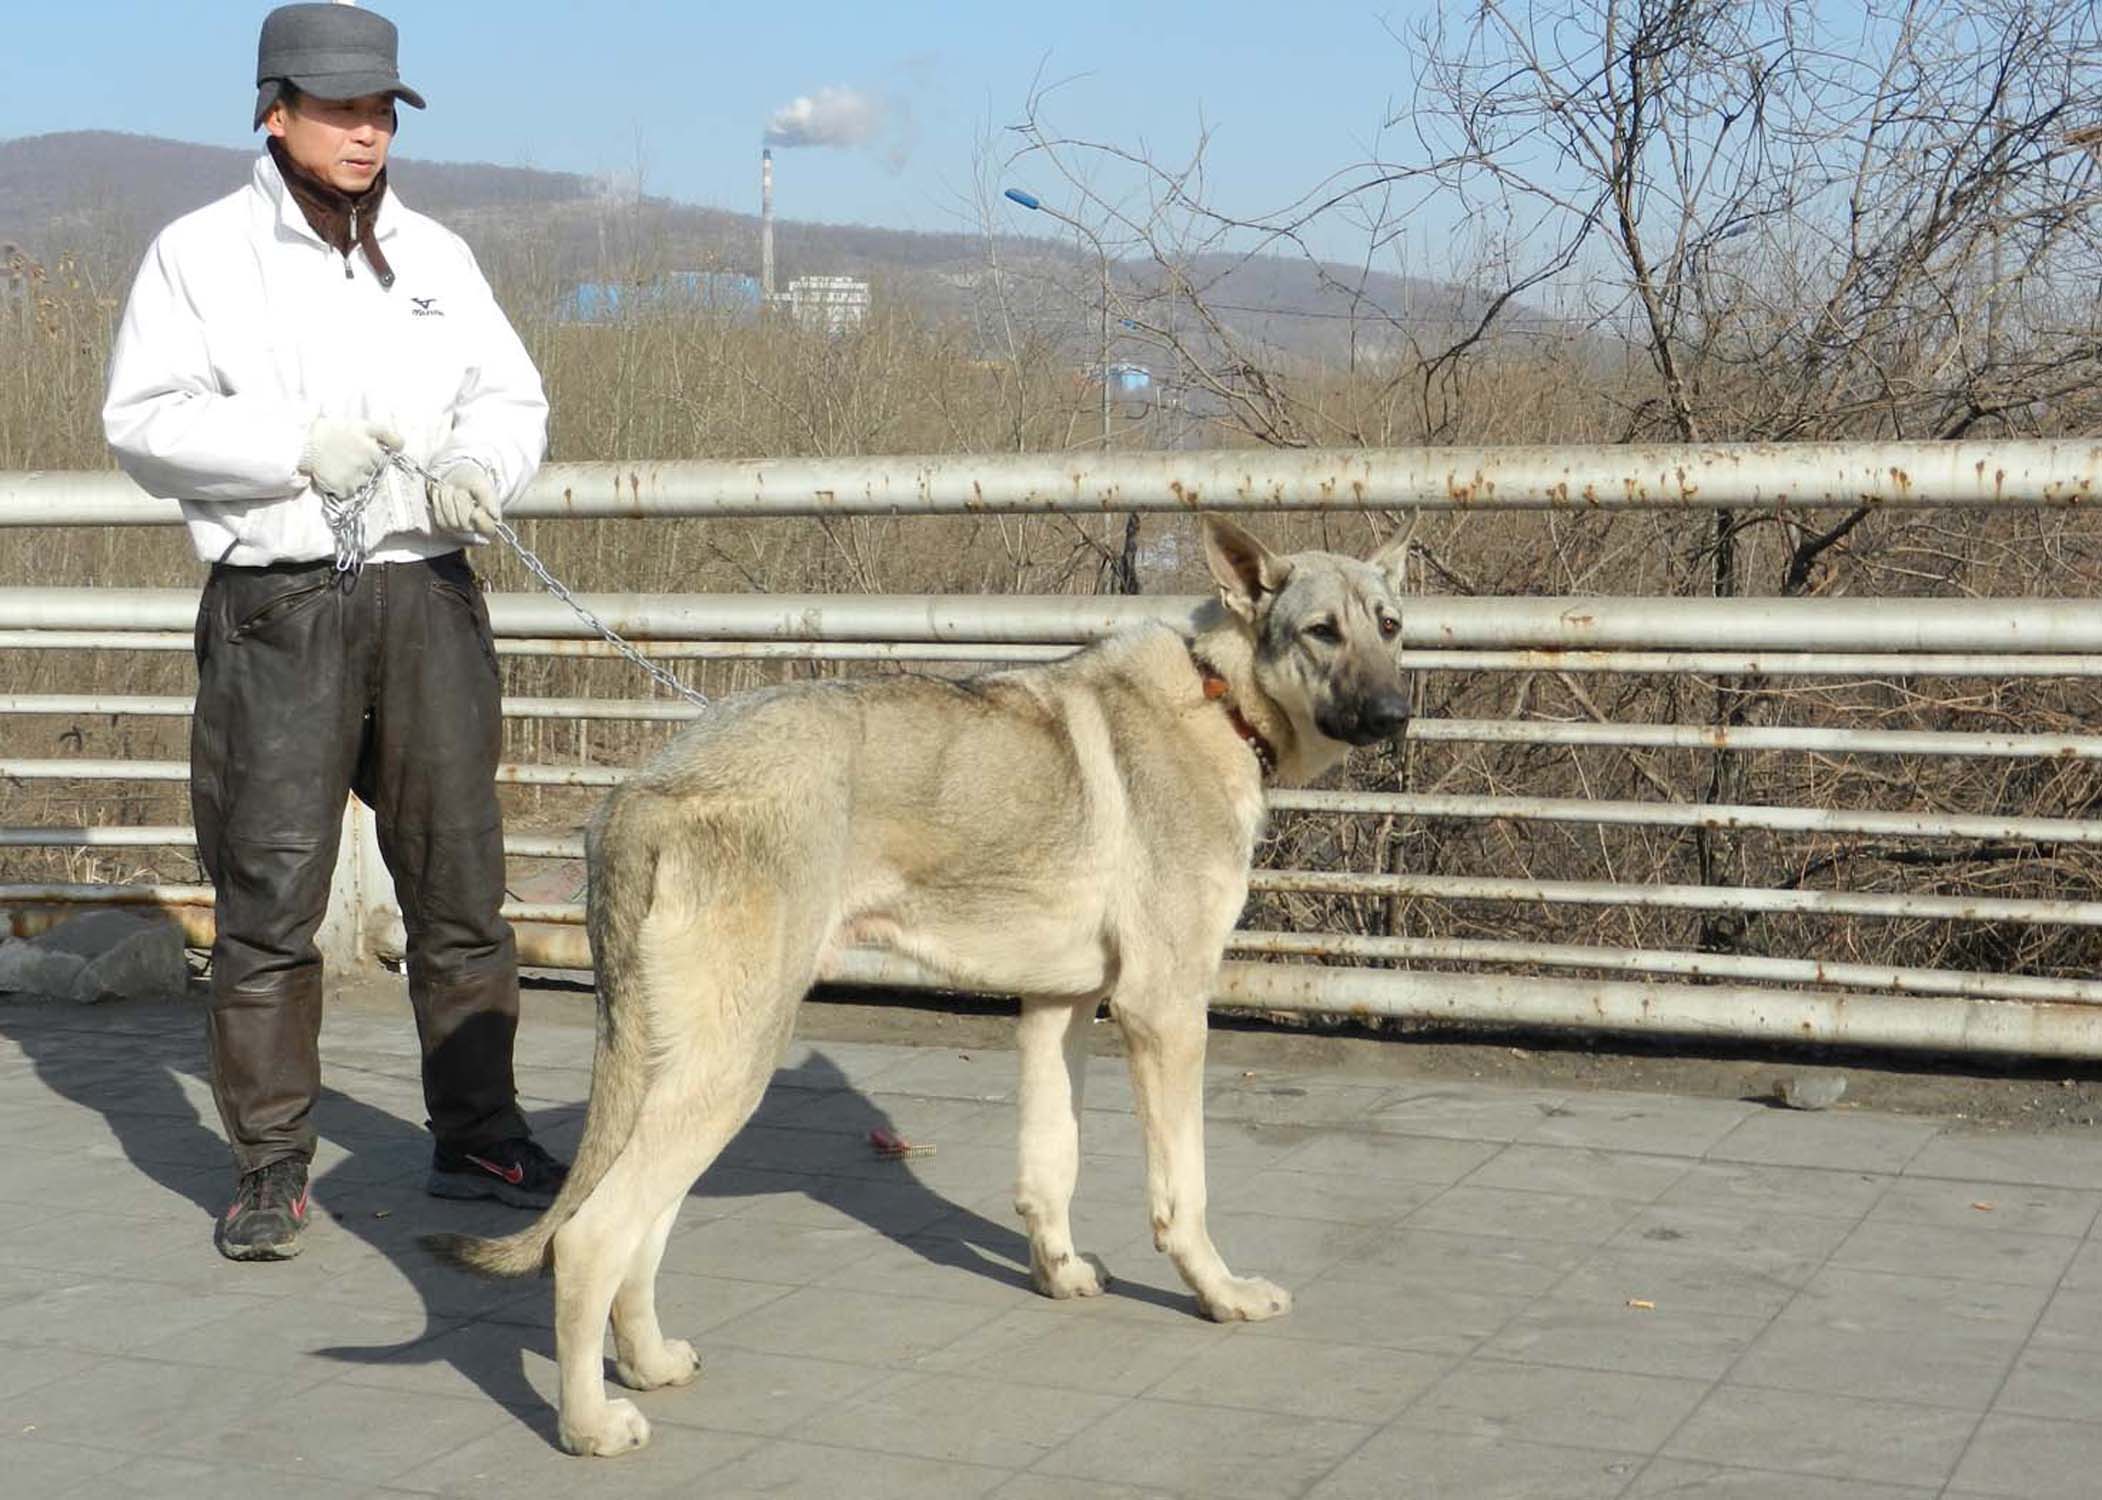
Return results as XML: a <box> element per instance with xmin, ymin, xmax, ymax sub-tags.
<box><xmin>315</xmin><ymin>798</ymin><xmax>388</xmax><ymax>978</ymax></box>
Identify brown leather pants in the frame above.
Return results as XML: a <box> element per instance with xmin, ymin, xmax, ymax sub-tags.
<box><xmin>191</xmin><ymin>550</ymin><xmax>527</xmax><ymax>1174</ymax></box>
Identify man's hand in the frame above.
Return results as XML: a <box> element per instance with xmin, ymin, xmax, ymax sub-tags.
<box><xmin>300</xmin><ymin>417</ymin><xmax>402</xmax><ymax>499</ymax></box>
<box><xmin>428</xmin><ymin>462</ymin><xmax>500</xmax><ymax>539</ymax></box>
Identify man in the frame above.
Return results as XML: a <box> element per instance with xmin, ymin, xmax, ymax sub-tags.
<box><xmin>103</xmin><ymin>2</ymin><xmax>567</xmax><ymax>1261</ymax></box>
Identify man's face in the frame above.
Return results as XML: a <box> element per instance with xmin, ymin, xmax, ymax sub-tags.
<box><xmin>266</xmin><ymin>92</ymin><xmax>395</xmax><ymax>194</ymax></box>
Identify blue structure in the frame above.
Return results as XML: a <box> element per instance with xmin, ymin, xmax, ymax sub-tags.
<box><xmin>562</xmin><ymin>272</ymin><xmax>763</xmax><ymax>323</ymax></box>
<box><xmin>566</xmin><ymin>282</ymin><xmax>622</xmax><ymax>322</ymax></box>
<box><xmin>1107</xmin><ymin>362</ymin><xmax>1153</xmax><ymax>397</ymax></box>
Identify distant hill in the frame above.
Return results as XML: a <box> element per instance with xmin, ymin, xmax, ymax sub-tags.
<box><xmin>0</xmin><ymin>130</ymin><xmax>1547</xmax><ymax>369</ymax></box>
<box><xmin>0</xmin><ymin>130</ymin><xmax>995</xmax><ymax>299</ymax></box>
<box><xmin>0</xmin><ymin>130</ymin><xmax>596</xmax><ymax>253</ymax></box>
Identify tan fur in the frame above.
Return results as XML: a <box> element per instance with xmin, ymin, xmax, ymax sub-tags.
<box><xmin>422</xmin><ymin>518</ymin><xmax>1413</xmax><ymax>1457</ymax></box>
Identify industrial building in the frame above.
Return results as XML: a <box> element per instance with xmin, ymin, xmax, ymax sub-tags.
<box><xmin>786</xmin><ymin>274</ymin><xmax>871</xmax><ymax>333</ymax></box>
<box><xmin>562</xmin><ymin>271</ymin><xmax>762</xmax><ymax>324</ymax></box>
<box><xmin>562</xmin><ymin>148</ymin><xmax>870</xmax><ymax>331</ymax></box>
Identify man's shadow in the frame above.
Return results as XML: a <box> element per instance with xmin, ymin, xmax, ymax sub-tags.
<box><xmin>0</xmin><ymin>983</ymin><xmax>1111</xmax><ymax>1446</ymax></box>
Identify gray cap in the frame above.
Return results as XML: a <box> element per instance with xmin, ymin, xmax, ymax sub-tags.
<box><xmin>253</xmin><ymin>3</ymin><xmax>426</xmax><ymax>131</ymax></box>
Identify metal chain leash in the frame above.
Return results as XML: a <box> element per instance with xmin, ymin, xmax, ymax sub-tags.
<box><xmin>316</xmin><ymin>450</ymin><xmax>416</xmax><ymax>579</ymax></box>
<box><xmin>485</xmin><ymin>510</ymin><xmax>711</xmax><ymax>708</ymax></box>
<box><xmin>322</xmin><ymin>452</ymin><xmax>711</xmax><ymax>708</ymax></box>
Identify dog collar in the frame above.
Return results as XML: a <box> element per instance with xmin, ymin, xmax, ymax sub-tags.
<box><xmin>1190</xmin><ymin>652</ymin><xmax>1279</xmax><ymax>779</ymax></box>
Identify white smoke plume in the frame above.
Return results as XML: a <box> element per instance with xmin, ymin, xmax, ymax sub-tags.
<box><xmin>763</xmin><ymin>86</ymin><xmax>888</xmax><ymax>149</ymax></box>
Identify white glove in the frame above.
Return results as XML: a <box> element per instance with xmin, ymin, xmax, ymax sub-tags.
<box><xmin>300</xmin><ymin>417</ymin><xmax>401</xmax><ymax>499</ymax></box>
<box><xmin>428</xmin><ymin>461</ymin><xmax>500</xmax><ymax>540</ymax></box>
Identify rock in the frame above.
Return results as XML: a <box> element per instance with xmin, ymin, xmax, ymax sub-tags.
<box><xmin>1775</xmin><ymin>1071</ymin><xmax>1848</xmax><ymax>1111</ymax></box>
<box><xmin>16</xmin><ymin>910</ymin><xmax>188</xmax><ymax>1004</ymax></box>
<box><xmin>0</xmin><ymin>936</ymin><xmax>91</xmax><ymax>999</ymax></box>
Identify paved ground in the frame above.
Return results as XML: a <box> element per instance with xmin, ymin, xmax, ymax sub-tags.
<box><xmin>5</xmin><ymin>989</ymin><xmax>2102</xmax><ymax>1498</ymax></box>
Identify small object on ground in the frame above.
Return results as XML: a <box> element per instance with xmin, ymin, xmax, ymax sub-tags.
<box><xmin>1774</xmin><ymin>1072</ymin><xmax>1847</xmax><ymax>1110</ymax></box>
<box><xmin>1626</xmin><ymin>1298</ymin><xmax>1656</xmax><ymax>1310</ymax></box>
<box><xmin>1972</xmin><ymin>1201</ymin><xmax>1995</xmax><ymax>1212</ymax></box>
<box><xmin>0</xmin><ymin>938</ymin><xmax>88</xmax><ymax>999</ymax></box>
<box><xmin>868</xmin><ymin>1127</ymin><xmax>935</xmax><ymax>1160</ymax></box>
<box><xmin>0</xmin><ymin>910</ymin><xmax>186</xmax><ymax>1004</ymax></box>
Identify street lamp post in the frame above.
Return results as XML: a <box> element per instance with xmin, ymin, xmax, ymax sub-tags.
<box><xmin>1003</xmin><ymin>187</ymin><xmax>1111</xmax><ymax>453</ymax></box>
<box><xmin>1004</xmin><ymin>186</ymin><xmax>1139</xmax><ymax>592</ymax></box>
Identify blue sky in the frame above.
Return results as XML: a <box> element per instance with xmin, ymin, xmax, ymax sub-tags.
<box><xmin>1</xmin><ymin>2</ymin><xmax>1428</xmax><ymax>251</ymax></box>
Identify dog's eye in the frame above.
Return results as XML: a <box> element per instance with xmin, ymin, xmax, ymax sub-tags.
<box><xmin>1305</xmin><ymin>621</ymin><xmax>1341</xmax><ymax>643</ymax></box>
<box><xmin>1379</xmin><ymin>616</ymin><xmax>1400</xmax><ymax>640</ymax></box>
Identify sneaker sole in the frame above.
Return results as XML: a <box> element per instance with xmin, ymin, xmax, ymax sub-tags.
<box><xmin>214</xmin><ymin>1231</ymin><xmax>304</xmax><ymax>1262</ymax></box>
<box><xmin>426</xmin><ymin>1169</ymin><xmax>559</xmax><ymax>1211</ymax></box>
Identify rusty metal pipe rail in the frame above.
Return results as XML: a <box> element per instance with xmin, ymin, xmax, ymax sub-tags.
<box><xmin>14</xmin><ymin>588</ymin><xmax>2102</xmax><ymax>654</ymax></box>
<box><xmin>365</xmin><ymin>917</ymin><xmax>2102</xmax><ymax>1060</ymax></box>
<box><xmin>7</xmin><ymin>439</ymin><xmax>2098</xmax><ymax>524</ymax></box>
<box><xmin>10</xmin><ymin>765</ymin><xmax>2099</xmax><ymax>846</ymax></box>
<box><xmin>1210</xmin><ymin>964</ymin><xmax>2102</xmax><ymax>1060</ymax></box>
<box><xmin>1228</xmin><ymin>930</ymin><xmax>2102</xmax><ymax>1006</ymax></box>
<box><xmin>14</xmin><ymin>882</ymin><xmax>2090</xmax><ymax>1056</ymax></box>
<box><xmin>482</xmin><ymin>867</ymin><xmax>2102</xmax><ymax>930</ymax></box>
<box><xmin>8</xmin><ymin>632</ymin><xmax>2102</xmax><ymax>677</ymax></box>
<box><xmin>1252</xmin><ymin>869</ymin><xmax>2102</xmax><ymax>927</ymax></box>
<box><xmin>15</xmin><ymin>692</ymin><xmax>2102</xmax><ymax>761</ymax></box>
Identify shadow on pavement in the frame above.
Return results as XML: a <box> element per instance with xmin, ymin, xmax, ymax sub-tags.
<box><xmin>0</xmin><ymin>989</ymin><xmax>1121</xmax><ymax>1447</ymax></box>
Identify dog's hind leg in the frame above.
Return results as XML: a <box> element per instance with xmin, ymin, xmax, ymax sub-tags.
<box><xmin>1015</xmin><ymin>995</ymin><xmax>1110</xmax><ymax>1298</ymax></box>
<box><xmin>549</xmin><ymin>1060</ymin><xmax>778</xmax><ymax>1456</ymax></box>
<box><xmin>549</xmin><ymin>891</ymin><xmax>816</xmax><ymax>1457</ymax></box>
<box><xmin>609</xmin><ymin>1196</ymin><xmax>701</xmax><ymax>1392</ymax></box>
<box><xmin>1115</xmin><ymin>986</ymin><xmax>1291</xmax><ymax>1323</ymax></box>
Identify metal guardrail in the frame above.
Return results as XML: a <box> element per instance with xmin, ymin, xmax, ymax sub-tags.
<box><xmin>6</xmin><ymin>444</ymin><xmax>2102</xmax><ymax>1057</ymax></box>
<box><xmin>5</xmin><ymin>438</ymin><xmax>2098</xmax><ymax>522</ymax></box>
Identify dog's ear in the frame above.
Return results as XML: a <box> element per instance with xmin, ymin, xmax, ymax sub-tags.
<box><xmin>1202</xmin><ymin>516</ymin><xmax>1293</xmax><ymax>622</ymax></box>
<box><xmin>1366</xmin><ymin>529</ymin><xmax>1411</xmax><ymax>593</ymax></box>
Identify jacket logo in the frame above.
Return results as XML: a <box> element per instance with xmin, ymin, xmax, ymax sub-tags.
<box><xmin>410</xmin><ymin>296</ymin><xmax>444</xmax><ymax>317</ymax></box>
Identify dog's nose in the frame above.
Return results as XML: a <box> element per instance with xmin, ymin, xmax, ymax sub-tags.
<box><xmin>1360</xmin><ymin>694</ymin><xmax>1410</xmax><ymax>740</ymax></box>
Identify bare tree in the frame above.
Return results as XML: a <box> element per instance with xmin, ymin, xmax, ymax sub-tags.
<box><xmin>1392</xmin><ymin>0</ymin><xmax>2102</xmax><ymax>945</ymax></box>
<box><xmin>1000</xmin><ymin>2</ymin><xmax>2102</xmax><ymax>972</ymax></box>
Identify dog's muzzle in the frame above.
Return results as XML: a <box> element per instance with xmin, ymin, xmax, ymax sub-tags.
<box><xmin>1320</xmin><ymin>692</ymin><xmax>1411</xmax><ymax>746</ymax></box>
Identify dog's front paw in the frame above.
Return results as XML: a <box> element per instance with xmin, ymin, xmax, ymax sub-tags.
<box><xmin>615</xmin><ymin>1337</ymin><xmax>702</xmax><ymax>1391</ymax></box>
<box><xmin>559</xmin><ymin>1397</ymin><xmax>652</xmax><ymax>1458</ymax></box>
<box><xmin>1200</xmin><ymin>1275</ymin><xmax>1292</xmax><ymax>1323</ymax></box>
<box><xmin>1032</xmin><ymin>1249</ymin><xmax>1112</xmax><ymax>1300</ymax></box>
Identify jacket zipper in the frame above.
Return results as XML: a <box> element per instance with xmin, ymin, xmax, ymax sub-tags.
<box><xmin>344</xmin><ymin>207</ymin><xmax>357</xmax><ymax>278</ymax></box>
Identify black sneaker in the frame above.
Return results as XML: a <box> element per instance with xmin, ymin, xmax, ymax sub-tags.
<box><xmin>214</xmin><ymin>1159</ymin><xmax>310</xmax><ymax>1262</ymax></box>
<box><xmin>428</xmin><ymin>1137</ymin><xmax>568</xmax><ymax>1209</ymax></box>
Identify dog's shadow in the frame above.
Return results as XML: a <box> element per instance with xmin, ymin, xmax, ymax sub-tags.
<box><xmin>710</xmin><ymin>1049</ymin><xmax>1036</xmax><ymax>1281</ymax></box>
<box><xmin>708</xmin><ymin>1046</ymin><xmax>1189</xmax><ymax>1313</ymax></box>
<box><xmin>0</xmin><ymin>988</ymin><xmax>1167</xmax><ymax>1446</ymax></box>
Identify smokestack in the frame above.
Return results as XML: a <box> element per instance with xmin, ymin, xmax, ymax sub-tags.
<box><xmin>761</xmin><ymin>148</ymin><xmax>775</xmax><ymax>300</ymax></box>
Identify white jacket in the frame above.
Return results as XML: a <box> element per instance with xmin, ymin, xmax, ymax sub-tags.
<box><xmin>103</xmin><ymin>151</ymin><xmax>547</xmax><ymax>566</ymax></box>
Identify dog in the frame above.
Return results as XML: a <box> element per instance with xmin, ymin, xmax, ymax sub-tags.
<box><xmin>425</xmin><ymin>516</ymin><xmax>1413</xmax><ymax>1456</ymax></box>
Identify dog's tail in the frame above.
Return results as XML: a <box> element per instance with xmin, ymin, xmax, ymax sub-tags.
<box><xmin>423</xmin><ymin>801</ymin><xmax>666</xmax><ymax>1279</ymax></box>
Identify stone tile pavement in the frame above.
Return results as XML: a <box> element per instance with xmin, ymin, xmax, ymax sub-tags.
<box><xmin>4</xmin><ymin>988</ymin><xmax>2102</xmax><ymax>1497</ymax></box>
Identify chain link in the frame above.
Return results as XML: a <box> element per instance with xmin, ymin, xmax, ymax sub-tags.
<box><xmin>323</xmin><ymin>452</ymin><xmax>710</xmax><ymax>708</ymax></box>
<box><xmin>315</xmin><ymin>450</ymin><xmax>418</xmax><ymax>580</ymax></box>
<box><xmin>485</xmin><ymin>510</ymin><xmax>711</xmax><ymax>708</ymax></box>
